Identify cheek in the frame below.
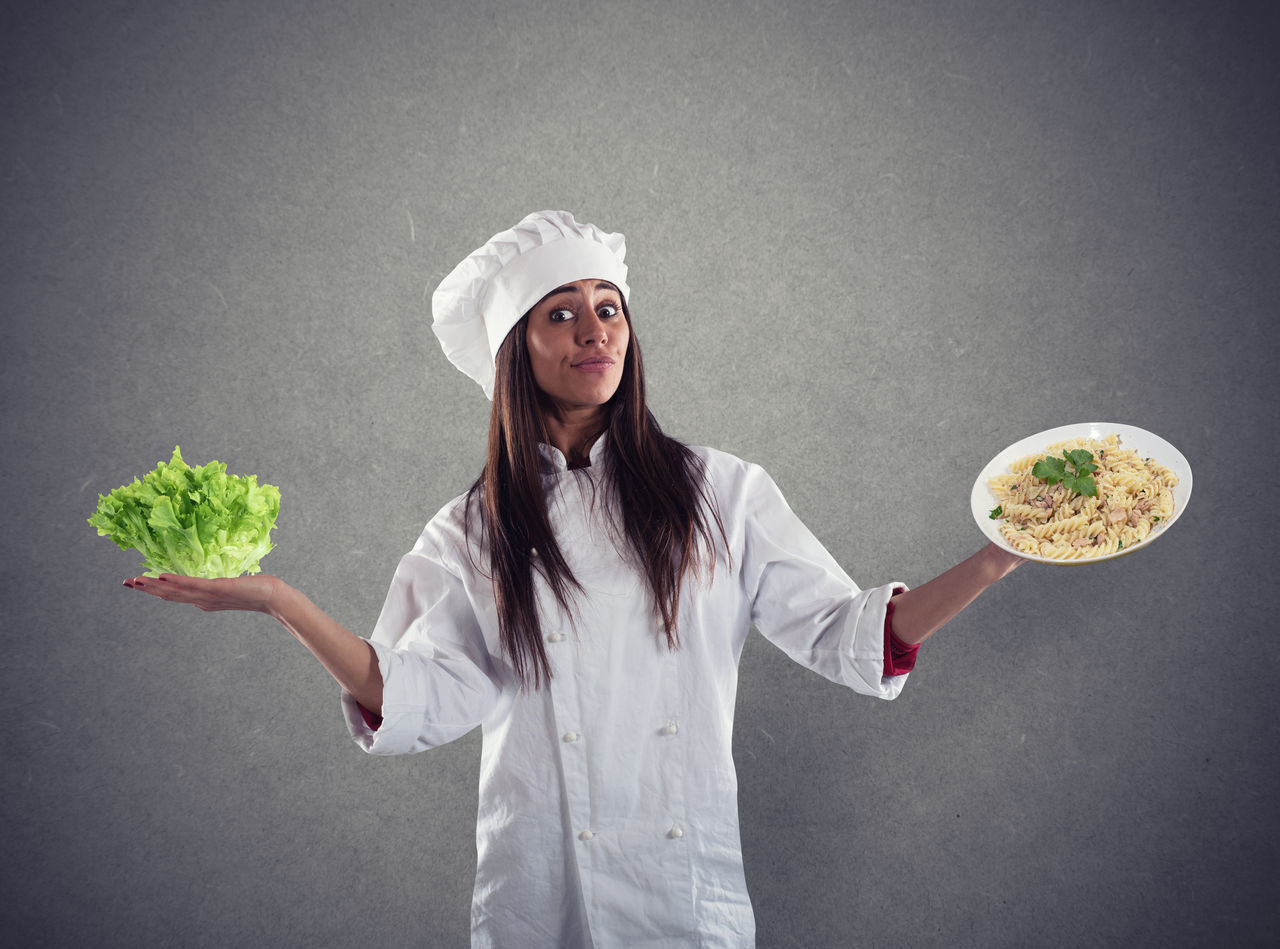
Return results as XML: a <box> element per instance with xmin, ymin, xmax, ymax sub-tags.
<box><xmin>525</xmin><ymin>332</ymin><xmax>565</xmax><ymax>386</ymax></box>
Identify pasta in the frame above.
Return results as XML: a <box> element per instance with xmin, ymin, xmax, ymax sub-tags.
<box><xmin>988</xmin><ymin>433</ymin><xmax>1178</xmax><ymax>560</ymax></box>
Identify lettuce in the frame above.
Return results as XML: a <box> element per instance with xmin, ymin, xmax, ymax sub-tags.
<box><xmin>88</xmin><ymin>446</ymin><xmax>281</xmax><ymax>578</ymax></box>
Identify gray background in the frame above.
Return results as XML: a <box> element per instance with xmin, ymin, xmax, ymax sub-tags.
<box><xmin>3</xmin><ymin>0</ymin><xmax>1277</xmax><ymax>946</ymax></box>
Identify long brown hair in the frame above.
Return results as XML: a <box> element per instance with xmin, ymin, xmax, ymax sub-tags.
<box><xmin>465</xmin><ymin>300</ymin><xmax>723</xmax><ymax>688</ymax></box>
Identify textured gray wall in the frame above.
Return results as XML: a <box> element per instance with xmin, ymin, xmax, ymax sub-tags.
<box><xmin>3</xmin><ymin>0</ymin><xmax>1277</xmax><ymax>946</ymax></box>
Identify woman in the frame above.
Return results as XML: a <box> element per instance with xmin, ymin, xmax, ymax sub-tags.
<box><xmin>126</xmin><ymin>210</ymin><xmax>1023</xmax><ymax>948</ymax></box>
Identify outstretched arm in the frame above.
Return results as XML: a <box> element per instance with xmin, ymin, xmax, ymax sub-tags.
<box><xmin>888</xmin><ymin>543</ymin><xmax>1024</xmax><ymax>646</ymax></box>
<box><xmin>125</xmin><ymin>574</ymin><xmax>384</xmax><ymax>715</ymax></box>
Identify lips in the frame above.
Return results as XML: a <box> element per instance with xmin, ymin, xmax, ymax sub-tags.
<box><xmin>572</xmin><ymin>356</ymin><xmax>616</xmax><ymax>371</ymax></box>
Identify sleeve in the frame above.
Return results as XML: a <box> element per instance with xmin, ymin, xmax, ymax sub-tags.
<box><xmin>883</xmin><ymin>592</ymin><xmax>920</xmax><ymax>676</ymax></box>
<box><xmin>738</xmin><ymin>463</ymin><xmax>912</xmax><ymax>699</ymax></box>
<box><xmin>340</xmin><ymin>538</ymin><xmax>506</xmax><ymax>756</ymax></box>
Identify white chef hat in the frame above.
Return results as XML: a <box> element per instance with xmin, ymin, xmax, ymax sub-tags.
<box><xmin>431</xmin><ymin>210</ymin><xmax>630</xmax><ymax>400</ymax></box>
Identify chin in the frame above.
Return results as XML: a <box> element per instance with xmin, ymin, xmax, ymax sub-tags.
<box><xmin>557</xmin><ymin>379</ymin><xmax>622</xmax><ymax>409</ymax></box>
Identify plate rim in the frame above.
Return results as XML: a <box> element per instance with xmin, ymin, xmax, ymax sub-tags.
<box><xmin>969</xmin><ymin>422</ymin><xmax>1193</xmax><ymax>565</ymax></box>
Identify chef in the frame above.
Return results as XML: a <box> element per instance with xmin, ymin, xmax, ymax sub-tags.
<box><xmin>127</xmin><ymin>210</ymin><xmax>1024</xmax><ymax>948</ymax></box>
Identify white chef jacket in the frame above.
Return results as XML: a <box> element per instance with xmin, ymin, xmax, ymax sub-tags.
<box><xmin>341</xmin><ymin>437</ymin><xmax>910</xmax><ymax>948</ymax></box>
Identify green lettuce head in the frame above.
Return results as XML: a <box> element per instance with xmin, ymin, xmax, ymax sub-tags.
<box><xmin>89</xmin><ymin>446</ymin><xmax>281</xmax><ymax>577</ymax></box>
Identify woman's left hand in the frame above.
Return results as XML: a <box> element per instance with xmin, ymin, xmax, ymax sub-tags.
<box><xmin>888</xmin><ymin>543</ymin><xmax>1025</xmax><ymax>646</ymax></box>
<box><xmin>984</xmin><ymin>541</ymin><xmax>1027</xmax><ymax>578</ymax></box>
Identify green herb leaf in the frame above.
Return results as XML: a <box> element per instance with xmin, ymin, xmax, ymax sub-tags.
<box><xmin>1064</xmin><ymin>473</ymin><xmax>1098</xmax><ymax>497</ymax></box>
<box><xmin>1033</xmin><ymin>449</ymin><xmax>1098</xmax><ymax>498</ymax></box>
<box><xmin>1032</xmin><ymin>456</ymin><xmax>1066</xmax><ymax>483</ymax></box>
<box><xmin>989</xmin><ymin>505</ymin><xmax>1003</xmax><ymax>519</ymax></box>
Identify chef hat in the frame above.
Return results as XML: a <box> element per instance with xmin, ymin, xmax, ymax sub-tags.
<box><xmin>431</xmin><ymin>210</ymin><xmax>630</xmax><ymax>399</ymax></box>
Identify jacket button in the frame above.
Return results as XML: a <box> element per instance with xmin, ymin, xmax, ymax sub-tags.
<box><xmin>562</xmin><ymin>731</ymin><xmax>581</xmax><ymax>742</ymax></box>
<box><xmin>578</xmin><ymin>830</ymin><xmax>595</xmax><ymax>841</ymax></box>
<box><xmin>547</xmin><ymin>632</ymin><xmax>565</xmax><ymax>643</ymax></box>
<box><xmin>661</xmin><ymin>723</ymin><xmax>679</xmax><ymax>736</ymax></box>
<box><xmin>667</xmin><ymin>826</ymin><xmax>684</xmax><ymax>839</ymax></box>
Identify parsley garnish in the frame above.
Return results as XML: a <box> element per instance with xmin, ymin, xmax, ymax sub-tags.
<box><xmin>1032</xmin><ymin>448</ymin><xmax>1099</xmax><ymax>498</ymax></box>
<box><xmin>989</xmin><ymin>505</ymin><xmax>1003</xmax><ymax>519</ymax></box>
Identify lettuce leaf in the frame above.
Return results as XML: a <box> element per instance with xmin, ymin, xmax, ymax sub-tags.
<box><xmin>88</xmin><ymin>446</ymin><xmax>281</xmax><ymax>577</ymax></box>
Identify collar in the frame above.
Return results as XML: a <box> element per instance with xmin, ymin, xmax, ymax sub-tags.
<box><xmin>537</xmin><ymin>432</ymin><xmax>609</xmax><ymax>474</ymax></box>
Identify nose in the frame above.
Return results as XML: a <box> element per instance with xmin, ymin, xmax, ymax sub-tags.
<box><xmin>576</xmin><ymin>309</ymin><xmax>608</xmax><ymax>347</ymax></box>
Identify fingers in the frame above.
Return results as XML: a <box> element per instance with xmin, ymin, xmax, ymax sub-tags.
<box><xmin>124</xmin><ymin>575</ymin><xmax>172</xmax><ymax>599</ymax></box>
<box><xmin>124</xmin><ymin>574</ymin><xmax>201</xmax><ymax>605</ymax></box>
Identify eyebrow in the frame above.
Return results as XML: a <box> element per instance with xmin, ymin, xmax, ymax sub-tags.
<box><xmin>546</xmin><ymin>281</ymin><xmax>618</xmax><ymax>298</ymax></box>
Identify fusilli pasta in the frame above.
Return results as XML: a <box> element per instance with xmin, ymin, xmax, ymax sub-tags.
<box><xmin>988</xmin><ymin>433</ymin><xmax>1178</xmax><ymax>560</ymax></box>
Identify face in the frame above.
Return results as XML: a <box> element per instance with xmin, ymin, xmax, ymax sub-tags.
<box><xmin>524</xmin><ymin>279</ymin><xmax>630</xmax><ymax>414</ymax></box>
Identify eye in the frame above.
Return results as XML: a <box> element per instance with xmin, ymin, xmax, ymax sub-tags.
<box><xmin>597</xmin><ymin>303</ymin><xmax>620</xmax><ymax>319</ymax></box>
<box><xmin>548</xmin><ymin>308</ymin><xmax>574</xmax><ymax>323</ymax></box>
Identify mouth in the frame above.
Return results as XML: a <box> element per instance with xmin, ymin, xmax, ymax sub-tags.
<box><xmin>572</xmin><ymin>356</ymin><xmax>616</xmax><ymax>372</ymax></box>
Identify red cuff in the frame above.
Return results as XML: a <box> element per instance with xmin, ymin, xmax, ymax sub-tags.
<box><xmin>357</xmin><ymin>702</ymin><xmax>383</xmax><ymax>731</ymax></box>
<box><xmin>883</xmin><ymin>590</ymin><xmax>919</xmax><ymax>675</ymax></box>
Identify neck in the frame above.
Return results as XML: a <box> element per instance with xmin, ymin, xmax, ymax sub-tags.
<box><xmin>544</xmin><ymin>404</ymin><xmax>607</xmax><ymax>467</ymax></box>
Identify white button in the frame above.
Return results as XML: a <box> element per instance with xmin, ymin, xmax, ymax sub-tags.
<box><xmin>562</xmin><ymin>731</ymin><xmax>580</xmax><ymax>743</ymax></box>
<box><xmin>578</xmin><ymin>830</ymin><xmax>595</xmax><ymax>841</ymax></box>
<box><xmin>667</xmin><ymin>826</ymin><xmax>684</xmax><ymax>839</ymax></box>
<box><xmin>547</xmin><ymin>632</ymin><xmax>564</xmax><ymax>643</ymax></box>
<box><xmin>661</xmin><ymin>723</ymin><xmax>679</xmax><ymax>736</ymax></box>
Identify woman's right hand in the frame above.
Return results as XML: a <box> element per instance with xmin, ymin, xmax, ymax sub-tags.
<box><xmin>124</xmin><ymin>573</ymin><xmax>383</xmax><ymax>713</ymax></box>
<box><xmin>124</xmin><ymin>573</ymin><xmax>284</xmax><ymax>616</ymax></box>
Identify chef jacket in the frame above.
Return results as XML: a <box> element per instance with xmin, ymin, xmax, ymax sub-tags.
<box><xmin>342</xmin><ymin>437</ymin><xmax>911</xmax><ymax>948</ymax></box>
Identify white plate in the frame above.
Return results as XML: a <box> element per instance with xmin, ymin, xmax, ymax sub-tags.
<box><xmin>970</xmin><ymin>423</ymin><xmax>1192</xmax><ymax>565</ymax></box>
